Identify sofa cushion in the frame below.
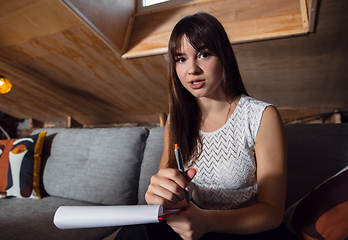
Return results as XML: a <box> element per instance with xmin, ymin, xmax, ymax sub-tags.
<box><xmin>138</xmin><ymin>127</ymin><xmax>164</xmax><ymax>205</ymax></box>
<box><xmin>0</xmin><ymin>131</ymin><xmax>46</xmax><ymax>199</ymax></box>
<box><xmin>0</xmin><ymin>196</ymin><xmax>119</xmax><ymax>240</ymax></box>
<box><xmin>32</xmin><ymin>127</ymin><xmax>148</xmax><ymax>205</ymax></box>
<box><xmin>284</xmin><ymin>165</ymin><xmax>348</xmax><ymax>240</ymax></box>
<box><xmin>284</xmin><ymin>124</ymin><xmax>348</xmax><ymax>208</ymax></box>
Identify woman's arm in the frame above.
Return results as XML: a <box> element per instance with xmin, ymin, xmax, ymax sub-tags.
<box><xmin>166</xmin><ymin>106</ymin><xmax>287</xmax><ymax>239</ymax></box>
<box><xmin>145</xmin><ymin>121</ymin><xmax>197</xmax><ymax>209</ymax></box>
<box><xmin>158</xmin><ymin>119</ymin><xmax>171</xmax><ymax>170</ymax></box>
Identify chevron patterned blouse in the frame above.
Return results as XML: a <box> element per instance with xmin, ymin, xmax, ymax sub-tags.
<box><xmin>188</xmin><ymin>95</ymin><xmax>271</xmax><ymax>210</ymax></box>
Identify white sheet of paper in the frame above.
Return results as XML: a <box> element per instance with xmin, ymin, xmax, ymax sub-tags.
<box><xmin>54</xmin><ymin>205</ymin><xmax>163</xmax><ymax>229</ymax></box>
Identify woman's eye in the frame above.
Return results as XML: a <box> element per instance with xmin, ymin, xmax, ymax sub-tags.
<box><xmin>199</xmin><ymin>52</ymin><xmax>212</xmax><ymax>58</ymax></box>
<box><xmin>176</xmin><ymin>57</ymin><xmax>186</xmax><ymax>63</ymax></box>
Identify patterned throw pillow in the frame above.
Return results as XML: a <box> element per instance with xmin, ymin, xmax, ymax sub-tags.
<box><xmin>0</xmin><ymin>131</ymin><xmax>46</xmax><ymax>199</ymax></box>
<box><xmin>284</xmin><ymin>165</ymin><xmax>348</xmax><ymax>240</ymax></box>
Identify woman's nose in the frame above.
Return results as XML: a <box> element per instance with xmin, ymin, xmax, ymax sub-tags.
<box><xmin>188</xmin><ymin>61</ymin><xmax>201</xmax><ymax>75</ymax></box>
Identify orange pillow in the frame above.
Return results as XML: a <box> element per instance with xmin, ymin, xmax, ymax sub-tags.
<box><xmin>0</xmin><ymin>131</ymin><xmax>46</xmax><ymax>199</ymax></box>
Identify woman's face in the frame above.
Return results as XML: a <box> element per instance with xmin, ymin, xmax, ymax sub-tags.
<box><xmin>174</xmin><ymin>36</ymin><xmax>224</xmax><ymax>100</ymax></box>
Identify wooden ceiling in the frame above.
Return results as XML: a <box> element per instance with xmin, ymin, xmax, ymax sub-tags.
<box><xmin>0</xmin><ymin>0</ymin><xmax>347</xmax><ymax>127</ymax></box>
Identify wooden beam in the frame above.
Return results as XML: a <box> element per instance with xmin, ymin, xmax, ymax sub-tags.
<box><xmin>122</xmin><ymin>15</ymin><xmax>135</xmax><ymax>54</ymax></box>
<box><xmin>159</xmin><ymin>113</ymin><xmax>167</xmax><ymax>127</ymax></box>
<box><xmin>299</xmin><ymin>0</ymin><xmax>309</xmax><ymax>28</ymax></box>
<box><xmin>123</xmin><ymin>47</ymin><xmax>168</xmax><ymax>59</ymax></box>
<box><xmin>324</xmin><ymin>109</ymin><xmax>342</xmax><ymax>124</ymax></box>
<box><xmin>30</xmin><ymin>119</ymin><xmax>44</xmax><ymax>128</ymax></box>
<box><xmin>308</xmin><ymin>0</ymin><xmax>318</xmax><ymax>32</ymax></box>
<box><xmin>280</xmin><ymin>108</ymin><xmax>345</xmax><ymax>124</ymax></box>
<box><xmin>67</xmin><ymin>116</ymin><xmax>83</xmax><ymax>128</ymax></box>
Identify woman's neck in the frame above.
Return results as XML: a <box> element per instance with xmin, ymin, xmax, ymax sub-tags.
<box><xmin>198</xmin><ymin>95</ymin><xmax>241</xmax><ymax>133</ymax></box>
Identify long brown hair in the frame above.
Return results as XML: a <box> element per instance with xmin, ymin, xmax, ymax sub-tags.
<box><xmin>167</xmin><ymin>12</ymin><xmax>248</xmax><ymax>169</ymax></box>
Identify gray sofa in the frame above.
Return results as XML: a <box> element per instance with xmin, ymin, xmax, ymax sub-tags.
<box><xmin>0</xmin><ymin>124</ymin><xmax>347</xmax><ymax>240</ymax></box>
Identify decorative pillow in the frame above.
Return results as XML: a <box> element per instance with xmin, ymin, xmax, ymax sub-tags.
<box><xmin>0</xmin><ymin>131</ymin><xmax>46</xmax><ymax>199</ymax></box>
<box><xmin>284</xmin><ymin>165</ymin><xmax>348</xmax><ymax>240</ymax></box>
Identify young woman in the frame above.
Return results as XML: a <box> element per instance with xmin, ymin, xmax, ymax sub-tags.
<box><xmin>116</xmin><ymin>12</ymin><xmax>287</xmax><ymax>240</ymax></box>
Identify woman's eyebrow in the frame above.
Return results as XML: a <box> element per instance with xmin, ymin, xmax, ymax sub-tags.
<box><xmin>174</xmin><ymin>52</ymin><xmax>184</xmax><ymax>57</ymax></box>
<box><xmin>195</xmin><ymin>44</ymin><xmax>208</xmax><ymax>52</ymax></box>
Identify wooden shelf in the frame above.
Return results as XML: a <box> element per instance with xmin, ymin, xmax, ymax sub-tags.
<box><xmin>122</xmin><ymin>0</ymin><xmax>315</xmax><ymax>59</ymax></box>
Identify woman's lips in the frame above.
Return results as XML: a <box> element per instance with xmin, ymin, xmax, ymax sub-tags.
<box><xmin>189</xmin><ymin>79</ymin><xmax>205</xmax><ymax>89</ymax></box>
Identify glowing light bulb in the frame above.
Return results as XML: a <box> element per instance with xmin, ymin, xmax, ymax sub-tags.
<box><xmin>0</xmin><ymin>76</ymin><xmax>12</xmax><ymax>94</ymax></box>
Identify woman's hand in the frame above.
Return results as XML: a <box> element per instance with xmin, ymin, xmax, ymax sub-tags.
<box><xmin>145</xmin><ymin>168</ymin><xmax>197</xmax><ymax>209</ymax></box>
<box><xmin>166</xmin><ymin>202</ymin><xmax>208</xmax><ymax>240</ymax></box>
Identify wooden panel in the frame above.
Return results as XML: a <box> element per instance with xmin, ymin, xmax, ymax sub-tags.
<box><xmin>0</xmin><ymin>0</ymin><xmax>168</xmax><ymax>125</ymax></box>
<box><xmin>123</xmin><ymin>0</ymin><xmax>308</xmax><ymax>58</ymax></box>
<box><xmin>0</xmin><ymin>0</ymin><xmax>81</xmax><ymax>48</ymax></box>
<box><xmin>67</xmin><ymin>0</ymin><xmax>135</xmax><ymax>54</ymax></box>
<box><xmin>0</xmin><ymin>59</ymin><xmax>119</xmax><ymax>119</ymax></box>
<box><xmin>0</xmin><ymin>37</ymin><xmax>169</xmax><ymax>123</ymax></box>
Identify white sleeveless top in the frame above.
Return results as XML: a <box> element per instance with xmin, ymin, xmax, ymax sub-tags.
<box><xmin>187</xmin><ymin>95</ymin><xmax>271</xmax><ymax>210</ymax></box>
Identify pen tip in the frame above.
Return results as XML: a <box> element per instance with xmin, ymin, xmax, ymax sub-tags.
<box><xmin>175</xmin><ymin>143</ymin><xmax>178</xmax><ymax>149</ymax></box>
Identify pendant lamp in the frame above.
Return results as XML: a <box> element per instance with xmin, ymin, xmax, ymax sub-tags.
<box><xmin>0</xmin><ymin>75</ymin><xmax>12</xmax><ymax>94</ymax></box>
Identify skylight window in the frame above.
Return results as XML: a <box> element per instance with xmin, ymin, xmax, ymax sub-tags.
<box><xmin>137</xmin><ymin>0</ymin><xmax>193</xmax><ymax>13</ymax></box>
<box><xmin>143</xmin><ymin>0</ymin><xmax>169</xmax><ymax>7</ymax></box>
